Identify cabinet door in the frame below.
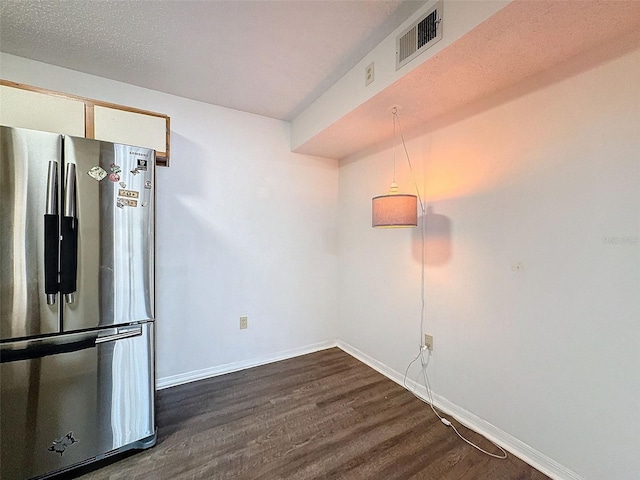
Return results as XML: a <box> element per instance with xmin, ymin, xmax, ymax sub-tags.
<box><xmin>93</xmin><ymin>105</ymin><xmax>167</xmax><ymax>155</ymax></box>
<box><xmin>0</xmin><ymin>85</ymin><xmax>85</xmax><ymax>137</ymax></box>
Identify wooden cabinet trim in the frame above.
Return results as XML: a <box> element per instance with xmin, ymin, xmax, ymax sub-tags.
<box><xmin>159</xmin><ymin>116</ymin><xmax>170</xmax><ymax>168</ymax></box>
<box><xmin>84</xmin><ymin>103</ymin><xmax>95</xmax><ymax>138</ymax></box>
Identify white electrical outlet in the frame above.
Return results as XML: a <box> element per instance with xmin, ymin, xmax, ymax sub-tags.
<box><xmin>424</xmin><ymin>334</ymin><xmax>434</xmax><ymax>351</ymax></box>
<box><xmin>240</xmin><ymin>316</ymin><xmax>248</xmax><ymax>329</ymax></box>
<box><xmin>365</xmin><ymin>62</ymin><xmax>375</xmax><ymax>86</ymax></box>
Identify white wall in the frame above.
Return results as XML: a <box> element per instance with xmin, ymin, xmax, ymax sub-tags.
<box><xmin>337</xmin><ymin>45</ymin><xmax>640</xmax><ymax>480</ymax></box>
<box><xmin>0</xmin><ymin>53</ymin><xmax>339</xmax><ymax>382</ymax></box>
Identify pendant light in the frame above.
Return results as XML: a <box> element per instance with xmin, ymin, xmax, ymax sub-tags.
<box><xmin>372</xmin><ymin>107</ymin><xmax>418</xmax><ymax>228</ymax></box>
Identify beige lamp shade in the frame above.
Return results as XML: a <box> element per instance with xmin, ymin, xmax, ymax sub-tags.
<box><xmin>372</xmin><ymin>193</ymin><xmax>418</xmax><ymax>228</ymax></box>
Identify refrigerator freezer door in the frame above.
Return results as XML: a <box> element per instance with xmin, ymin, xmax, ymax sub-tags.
<box><xmin>62</xmin><ymin>136</ymin><xmax>155</xmax><ymax>331</ymax></box>
<box><xmin>0</xmin><ymin>126</ymin><xmax>62</xmax><ymax>341</ymax></box>
<box><xmin>0</xmin><ymin>322</ymin><xmax>155</xmax><ymax>480</ymax></box>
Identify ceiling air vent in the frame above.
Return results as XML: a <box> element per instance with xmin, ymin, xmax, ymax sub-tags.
<box><xmin>396</xmin><ymin>1</ymin><xmax>443</xmax><ymax>70</ymax></box>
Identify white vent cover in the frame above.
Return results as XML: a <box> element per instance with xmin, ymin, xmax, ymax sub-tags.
<box><xmin>396</xmin><ymin>1</ymin><xmax>443</xmax><ymax>70</ymax></box>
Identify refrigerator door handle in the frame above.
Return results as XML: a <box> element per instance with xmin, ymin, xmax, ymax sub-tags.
<box><xmin>95</xmin><ymin>326</ymin><xmax>144</xmax><ymax>344</ymax></box>
<box><xmin>44</xmin><ymin>160</ymin><xmax>59</xmax><ymax>305</ymax></box>
<box><xmin>0</xmin><ymin>331</ymin><xmax>98</xmax><ymax>364</ymax></box>
<box><xmin>60</xmin><ymin>163</ymin><xmax>78</xmax><ymax>304</ymax></box>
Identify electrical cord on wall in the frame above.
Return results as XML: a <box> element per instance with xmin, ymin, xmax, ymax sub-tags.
<box><xmin>403</xmin><ymin>350</ymin><xmax>508</xmax><ymax>459</ymax></box>
<box><xmin>395</xmin><ymin>109</ymin><xmax>507</xmax><ymax>461</ymax></box>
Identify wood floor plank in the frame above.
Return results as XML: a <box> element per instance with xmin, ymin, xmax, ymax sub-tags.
<box><xmin>74</xmin><ymin>348</ymin><xmax>550</xmax><ymax>480</ymax></box>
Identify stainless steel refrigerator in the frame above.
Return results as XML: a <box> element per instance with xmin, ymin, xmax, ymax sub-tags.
<box><xmin>0</xmin><ymin>125</ymin><xmax>156</xmax><ymax>479</ymax></box>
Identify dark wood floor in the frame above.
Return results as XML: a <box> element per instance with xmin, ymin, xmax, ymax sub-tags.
<box><xmin>77</xmin><ymin>348</ymin><xmax>549</xmax><ymax>479</ymax></box>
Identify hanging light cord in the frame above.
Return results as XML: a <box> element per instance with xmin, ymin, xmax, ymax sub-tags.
<box><xmin>394</xmin><ymin>108</ymin><xmax>507</xmax><ymax>460</ymax></box>
<box><xmin>393</xmin><ymin>109</ymin><xmax>425</xmax><ymax>213</ymax></box>
<box><xmin>392</xmin><ymin>108</ymin><xmax>397</xmax><ymax>186</ymax></box>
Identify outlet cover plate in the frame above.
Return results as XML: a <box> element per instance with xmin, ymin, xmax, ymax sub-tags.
<box><xmin>365</xmin><ymin>62</ymin><xmax>374</xmax><ymax>86</ymax></box>
<box><xmin>424</xmin><ymin>334</ymin><xmax>434</xmax><ymax>351</ymax></box>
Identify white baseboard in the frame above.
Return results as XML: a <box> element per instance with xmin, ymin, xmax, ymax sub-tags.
<box><xmin>335</xmin><ymin>340</ymin><xmax>583</xmax><ymax>480</ymax></box>
<box><xmin>156</xmin><ymin>340</ymin><xmax>337</xmax><ymax>390</ymax></box>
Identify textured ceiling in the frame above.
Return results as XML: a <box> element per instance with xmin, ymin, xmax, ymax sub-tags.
<box><xmin>3</xmin><ymin>1</ymin><xmax>640</xmax><ymax>161</ymax></box>
<box><xmin>294</xmin><ymin>0</ymin><xmax>640</xmax><ymax>159</ymax></box>
<box><xmin>0</xmin><ymin>0</ymin><xmax>423</xmax><ymax>121</ymax></box>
